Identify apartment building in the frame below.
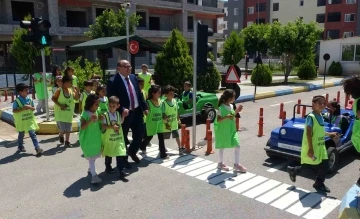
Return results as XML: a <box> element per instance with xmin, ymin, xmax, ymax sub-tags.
<box><xmin>0</xmin><ymin>0</ymin><xmax>224</xmax><ymax>70</ymax></box>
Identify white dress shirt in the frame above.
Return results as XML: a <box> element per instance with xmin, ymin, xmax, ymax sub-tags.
<box><xmin>119</xmin><ymin>73</ymin><xmax>139</xmax><ymax>110</ymax></box>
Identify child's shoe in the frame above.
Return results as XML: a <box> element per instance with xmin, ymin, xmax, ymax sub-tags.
<box><xmin>217</xmin><ymin>163</ymin><xmax>230</xmax><ymax>171</ymax></box>
<box><xmin>91</xmin><ymin>175</ymin><xmax>102</xmax><ymax>184</ymax></box>
<box><xmin>233</xmin><ymin>164</ymin><xmax>247</xmax><ymax>173</ymax></box>
<box><xmin>160</xmin><ymin>153</ymin><xmax>169</xmax><ymax>159</ymax></box>
<box><xmin>17</xmin><ymin>147</ymin><xmax>26</xmax><ymax>153</ymax></box>
<box><xmin>35</xmin><ymin>147</ymin><xmax>43</xmax><ymax>155</ymax></box>
<box><xmin>287</xmin><ymin>166</ymin><xmax>298</xmax><ymax>182</ymax></box>
<box><xmin>59</xmin><ymin>135</ymin><xmax>64</xmax><ymax>144</ymax></box>
<box><xmin>65</xmin><ymin>141</ymin><xmax>72</xmax><ymax>148</ymax></box>
<box><xmin>313</xmin><ymin>181</ymin><xmax>330</xmax><ymax>193</ymax></box>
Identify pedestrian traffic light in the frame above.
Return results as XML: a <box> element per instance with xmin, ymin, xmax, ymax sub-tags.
<box><xmin>20</xmin><ymin>20</ymin><xmax>35</xmax><ymax>43</ymax></box>
<box><xmin>196</xmin><ymin>21</ymin><xmax>214</xmax><ymax>75</ymax></box>
<box><xmin>19</xmin><ymin>18</ymin><xmax>51</xmax><ymax>48</ymax></box>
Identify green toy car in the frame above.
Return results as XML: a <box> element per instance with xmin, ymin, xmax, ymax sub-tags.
<box><xmin>175</xmin><ymin>91</ymin><xmax>218</xmax><ymax>123</ymax></box>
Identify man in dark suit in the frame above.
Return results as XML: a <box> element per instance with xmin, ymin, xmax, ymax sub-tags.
<box><xmin>107</xmin><ymin>59</ymin><xmax>148</xmax><ymax>168</ymax></box>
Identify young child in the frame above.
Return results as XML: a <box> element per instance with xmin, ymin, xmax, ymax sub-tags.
<box><xmin>215</xmin><ymin>89</ymin><xmax>247</xmax><ymax>173</ymax></box>
<box><xmin>79</xmin><ymin>80</ymin><xmax>94</xmax><ymax>114</ymax></box>
<box><xmin>91</xmin><ymin>74</ymin><xmax>102</xmax><ymax>92</ymax></box>
<box><xmin>101</xmin><ymin>96</ymin><xmax>129</xmax><ymax>181</ymax></box>
<box><xmin>13</xmin><ymin>83</ymin><xmax>43</xmax><ymax>155</ymax></box>
<box><xmin>51</xmin><ymin>65</ymin><xmax>62</xmax><ymax>87</ymax></box>
<box><xmin>287</xmin><ymin>95</ymin><xmax>338</xmax><ymax>193</ymax></box>
<box><xmin>96</xmin><ymin>84</ymin><xmax>108</xmax><ymax>115</ymax></box>
<box><xmin>138</xmin><ymin>64</ymin><xmax>152</xmax><ymax>95</ymax></box>
<box><xmin>324</xmin><ymin>100</ymin><xmax>349</xmax><ymax>134</ymax></box>
<box><xmin>162</xmin><ymin>85</ymin><xmax>184</xmax><ymax>154</ymax></box>
<box><xmin>182</xmin><ymin>81</ymin><xmax>193</xmax><ymax>109</ymax></box>
<box><xmin>52</xmin><ymin>75</ymin><xmax>80</xmax><ymax>147</ymax></box>
<box><xmin>137</xmin><ymin>77</ymin><xmax>149</xmax><ymax>146</ymax></box>
<box><xmin>64</xmin><ymin>66</ymin><xmax>79</xmax><ymax>113</ymax></box>
<box><xmin>140</xmin><ymin>85</ymin><xmax>168</xmax><ymax>159</ymax></box>
<box><xmin>32</xmin><ymin>72</ymin><xmax>49</xmax><ymax>114</ymax></box>
<box><xmin>79</xmin><ymin>94</ymin><xmax>103</xmax><ymax>184</ymax></box>
<box><xmin>52</xmin><ymin>76</ymin><xmax>62</xmax><ymax>95</ymax></box>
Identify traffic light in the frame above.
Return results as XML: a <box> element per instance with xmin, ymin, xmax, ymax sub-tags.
<box><xmin>196</xmin><ymin>21</ymin><xmax>214</xmax><ymax>75</ymax></box>
<box><xmin>19</xmin><ymin>18</ymin><xmax>51</xmax><ymax>48</ymax></box>
<box><xmin>20</xmin><ymin>20</ymin><xmax>35</xmax><ymax>43</ymax></box>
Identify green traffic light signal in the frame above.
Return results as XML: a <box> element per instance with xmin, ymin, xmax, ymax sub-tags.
<box><xmin>41</xmin><ymin>36</ymin><xmax>47</xmax><ymax>45</ymax></box>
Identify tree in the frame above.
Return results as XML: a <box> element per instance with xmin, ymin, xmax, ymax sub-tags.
<box><xmin>241</xmin><ymin>24</ymin><xmax>269</xmax><ymax>57</ymax></box>
<box><xmin>10</xmin><ymin>14</ymin><xmax>50</xmax><ymax>75</ymax></box>
<box><xmin>221</xmin><ymin>31</ymin><xmax>245</xmax><ymax>66</ymax></box>
<box><xmin>154</xmin><ymin>30</ymin><xmax>193</xmax><ymax>92</ymax></box>
<box><xmin>198</xmin><ymin>52</ymin><xmax>221</xmax><ymax>92</ymax></box>
<box><xmin>266</xmin><ymin>19</ymin><xmax>323</xmax><ymax>83</ymax></box>
<box><xmin>85</xmin><ymin>9</ymin><xmax>140</xmax><ymax>39</ymax></box>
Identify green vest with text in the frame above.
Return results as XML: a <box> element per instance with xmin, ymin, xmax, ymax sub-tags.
<box><xmin>13</xmin><ymin>98</ymin><xmax>39</xmax><ymax>132</ymax></box>
<box><xmin>163</xmin><ymin>99</ymin><xmax>178</xmax><ymax>132</ymax></box>
<box><xmin>146</xmin><ymin>99</ymin><xmax>163</xmax><ymax>136</ymax></box>
<box><xmin>101</xmin><ymin>111</ymin><xmax>126</xmax><ymax>157</ymax></box>
<box><xmin>54</xmin><ymin>88</ymin><xmax>75</xmax><ymax>123</ymax></box>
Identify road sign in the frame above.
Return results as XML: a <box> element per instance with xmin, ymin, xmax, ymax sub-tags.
<box><xmin>129</xmin><ymin>40</ymin><xmax>139</xmax><ymax>55</ymax></box>
<box><xmin>225</xmin><ymin>65</ymin><xmax>241</xmax><ymax>83</ymax></box>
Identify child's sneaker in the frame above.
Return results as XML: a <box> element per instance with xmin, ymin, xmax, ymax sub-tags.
<box><xmin>287</xmin><ymin>166</ymin><xmax>298</xmax><ymax>182</ymax></box>
<box><xmin>178</xmin><ymin>147</ymin><xmax>185</xmax><ymax>154</ymax></box>
<box><xmin>91</xmin><ymin>175</ymin><xmax>102</xmax><ymax>184</ymax></box>
<box><xmin>217</xmin><ymin>163</ymin><xmax>230</xmax><ymax>171</ymax></box>
<box><xmin>233</xmin><ymin>164</ymin><xmax>247</xmax><ymax>173</ymax></box>
<box><xmin>65</xmin><ymin>141</ymin><xmax>72</xmax><ymax>148</ymax></box>
<box><xmin>59</xmin><ymin>135</ymin><xmax>64</xmax><ymax>144</ymax></box>
<box><xmin>35</xmin><ymin>147</ymin><xmax>43</xmax><ymax>155</ymax></box>
<box><xmin>17</xmin><ymin>147</ymin><xmax>26</xmax><ymax>153</ymax></box>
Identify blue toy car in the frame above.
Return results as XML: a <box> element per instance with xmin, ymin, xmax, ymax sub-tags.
<box><xmin>264</xmin><ymin>104</ymin><xmax>355</xmax><ymax>173</ymax></box>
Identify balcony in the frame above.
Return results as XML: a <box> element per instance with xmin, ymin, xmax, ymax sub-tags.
<box><xmin>186</xmin><ymin>0</ymin><xmax>222</xmax><ymax>14</ymax></box>
<box><xmin>58</xmin><ymin>27</ymin><xmax>89</xmax><ymax>36</ymax></box>
<box><xmin>134</xmin><ymin>0</ymin><xmax>182</xmax><ymax>9</ymax></box>
<box><xmin>135</xmin><ymin>30</ymin><xmax>172</xmax><ymax>38</ymax></box>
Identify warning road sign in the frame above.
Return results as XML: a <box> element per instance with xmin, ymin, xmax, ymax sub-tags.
<box><xmin>225</xmin><ymin>65</ymin><xmax>241</xmax><ymax>83</ymax></box>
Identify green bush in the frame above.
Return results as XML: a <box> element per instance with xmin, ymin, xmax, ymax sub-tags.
<box><xmin>197</xmin><ymin>52</ymin><xmax>221</xmax><ymax>92</ymax></box>
<box><xmin>297</xmin><ymin>59</ymin><xmax>317</xmax><ymax>80</ymax></box>
<box><xmin>328</xmin><ymin>61</ymin><xmax>343</xmax><ymax>76</ymax></box>
<box><xmin>251</xmin><ymin>64</ymin><xmax>272</xmax><ymax>86</ymax></box>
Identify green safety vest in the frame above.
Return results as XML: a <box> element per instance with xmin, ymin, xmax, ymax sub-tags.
<box><xmin>13</xmin><ymin>98</ymin><xmax>39</xmax><ymax>132</ymax></box>
<box><xmin>163</xmin><ymin>99</ymin><xmax>178</xmax><ymax>132</ymax></box>
<box><xmin>138</xmin><ymin>72</ymin><xmax>152</xmax><ymax>94</ymax></box>
<box><xmin>146</xmin><ymin>99</ymin><xmax>163</xmax><ymax>136</ymax></box>
<box><xmin>79</xmin><ymin>111</ymin><xmax>102</xmax><ymax>158</ymax></box>
<box><xmin>352</xmin><ymin>98</ymin><xmax>360</xmax><ymax>152</ymax></box>
<box><xmin>72</xmin><ymin>76</ymin><xmax>79</xmax><ymax>103</ymax></box>
<box><xmin>81</xmin><ymin>91</ymin><xmax>94</xmax><ymax>112</ymax></box>
<box><xmin>214</xmin><ymin>104</ymin><xmax>240</xmax><ymax>149</ymax></box>
<box><xmin>101</xmin><ymin>111</ymin><xmax>126</xmax><ymax>157</ymax></box>
<box><xmin>142</xmin><ymin>90</ymin><xmax>147</xmax><ymax>123</ymax></box>
<box><xmin>54</xmin><ymin>88</ymin><xmax>75</xmax><ymax>123</ymax></box>
<box><xmin>301</xmin><ymin>113</ymin><xmax>328</xmax><ymax>165</ymax></box>
<box><xmin>98</xmin><ymin>96</ymin><xmax>109</xmax><ymax>115</ymax></box>
<box><xmin>34</xmin><ymin>73</ymin><xmax>46</xmax><ymax>99</ymax></box>
<box><xmin>182</xmin><ymin>91</ymin><xmax>193</xmax><ymax>108</ymax></box>
<box><xmin>323</xmin><ymin>113</ymin><xmax>342</xmax><ymax>127</ymax></box>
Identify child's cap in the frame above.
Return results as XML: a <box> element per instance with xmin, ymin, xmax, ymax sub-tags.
<box><xmin>184</xmin><ymin>81</ymin><xmax>192</xmax><ymax>86</ymax></box>
<box><xmin>15</xmin><ymin>83</ymin><xmax>29</xmax><ymax>92</ymax></box>
<box><xmin>312</xmin><ymin>95</ymin><xmax>326</xmax><ymax>103</ymax></box>
<box><xmin>55</xmin><ymin>76</ymin><xmax>63</xmax><ymax>80</ymax></box>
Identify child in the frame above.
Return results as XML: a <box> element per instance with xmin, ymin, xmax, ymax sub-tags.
<box><xmin>32</xmin><ymin>72</ymin><xmax>49</xmax><ymax>114</ymax></box>
<box><xmin>140</xmin><ymin>85</ymin><xmax>168</xmax><ymax>159</ymax></box>
<box><xmin>96</xmin><ymin>84</ymin><xmax>108</xmax><ymax>115</ymax></box>
<box><xmin>162</xmin><ymin>85</ymin><xmax>184</xmax><ymax>154</ymax></box>
<box><xmin>52</xmin><ymin>76</ymin><xmax>62</xmax><ymax>95</ymax></box>
<box><xmin>64</xmin><ymin>66</ymin><xmax>79</xmax><ymax>113</ymax></box>
<box><xmin>215</xmin><ymin>89</ymin><xmax>247</xmax><ymax>173</ymax></box>
<box><xmin>182</xmin><ymin>81</ymin><xmax>193</xmax><ymax>109</ymax></box>
<box><xmin>79</xmin><ymin>94</ymin><xmax>103</xmax><ymax>184</ymax></box>
<box><xmin>287</xmin><ymin>95</ymin><xmax>338</xmax><ymax>193</ymax></box>
<box><xmin>79</xmin><ymin>80</ymin><xmax>94</xmax><ymax>114</ymax></box>
<box><xmin>138</xmin><ymin>64</ymin><xmax>152</xmax><ymax>95</ymax></box>
<box><xmin>13</xmin><ymin>83</ymin><xmax>43</xmax><ymax>155</ymax></box>
<box><xmin>52</xmin><ymin>75</ymin><xmax>80</xmax><ymax>147</ymax></box>
<box><xmin>137</xmin><ymin>77</ymin><xmax>149</xmax><ymax>147</ymax></box>
<box><xmin>91</xmin><ymin>74</ymin><xmax>102</xmax><ymax>92</ymax></box>
<box><xmin>101</xmin><ymin>96</ymin><xmax>129</xmax><ymax>181</ymax></box>
<box><xmin>51</xmin><ymin>65</ymin><xmax>62</xmax><ymax>87</ymax></box>
<box><xmin>324</xmin><ymin>100</ymin><xmax>349</xmax><ymax>134</ymax></box>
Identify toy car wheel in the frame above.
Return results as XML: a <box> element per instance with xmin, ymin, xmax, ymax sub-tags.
<box><xmin>204</xmin><ymin>108</ymin><xmax>216</xmax><ymax>123</ymax></box>
<box><xmin>327</xmin><ymin>147</ymin><xmax>339</xmax><ymax>174</ymax></box>
<box><xmin>265</xmin><ymin>139</ymin><xmax>278</xmax><ymax>160</ymax></box>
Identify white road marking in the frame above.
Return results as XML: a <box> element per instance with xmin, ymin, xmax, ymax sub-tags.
<box><xmin>256</xmin><ymin>183</ymin><xmax>293</xmax><ymax>204</ymax></box>
<box><xmin>207</xmin><ymin>172</ymin><xmax>237</xmax><ymax>185</ymax></box>
<box><xmin>153</xmin><ymin>154</ymin><xmax>181</xmax><ymax>164</ymax></box>
<box><xmin>286</xmin><ymin>192</ymin><xmax>324</xmax><ymax>216</ymax></box>
<box><xmin>267</xmin><ymin>161</ymin><xmax>290</xmax><ymax>173</ymax></box>
<box><xmin>161</xmin><ymin>155</ymin><xmax>196</xmax><ymax>168</ymax></box>
<box><xmin>230</xmin><ymin>176</ymin><xmax>268</xmax><ymax>194</ymax></box>
<box><xmin>270</xmin><ymin>101</ymin><xmax>294</xmax><ymax>107</ymax></box>
<box><xmin>186</xmin><ymin>163</ymin><xmax>218</xmax><ymax>177</ymax></box>
<box><xmin>271</xmin><ymin>187</ymin><xmax>309</xmax><ymax>210</ymax></box>
<box><xmin>177</xmin><ymin>160</ymin><xmax>213</xmax><ymax>173</ymax></box>
<box><xmin>303</xmin><ymin>198</ymin><xmax>341</xmax><ymax>219</ymax></box>
<box><xmin>242</xmin><ymin>179</ymin><xmax>281</xmax><ymax>199</ymax></box>
<box><xmin>217</xmin><ymin>173</ymin><xmax>256</xmax><ymax>189</ymax></box>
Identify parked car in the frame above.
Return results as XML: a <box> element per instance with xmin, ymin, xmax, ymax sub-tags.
<box><xmin>264</xmin><ymin>104</ymin><xmax>355</xmax><ymax>173</ymax></box>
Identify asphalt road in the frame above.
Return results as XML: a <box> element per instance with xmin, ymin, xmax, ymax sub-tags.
<box><xmin>0</xmin><ymin>86</ymin><xmax>356</xmax><ymax>219</ymax></box>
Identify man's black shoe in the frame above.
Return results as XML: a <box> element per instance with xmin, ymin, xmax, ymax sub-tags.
<box><xmin>119</xmin><ymin>171</ymin><xmax>129</xmax><ymax>182</ymax></box>
<box><xmin>105</xmin><ymin>168</ymin><xmax>115</xmax><ymax>174</ymax></box>
<box><xmin>313</xmin><ymin>182</ymin><xmax>330</xmax><ymax>193</ymax></box>
<box><xmin>130</xmin><ymin>154</ymin><xmax>140</xmax><ymax>164</ymax></box>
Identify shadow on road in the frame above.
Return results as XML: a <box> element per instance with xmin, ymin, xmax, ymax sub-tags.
<box><xmin>0</xmin><ymin>151</ymin><xmax>33</xmax><ymax>165</ymax></box>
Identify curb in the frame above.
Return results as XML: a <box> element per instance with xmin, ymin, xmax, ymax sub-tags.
<box><xmin>0</xmin><ymin>107</ymin><xmax>80</xmax><ymax>134</ymax></box>
<box><xmin>235</xmin><ymin>81</ymin><xmax>342</xmax><ymax>103</ymax></box>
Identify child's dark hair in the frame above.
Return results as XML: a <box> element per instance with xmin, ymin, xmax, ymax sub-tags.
<box><xmin>184</xmin><ymin>81</ymin><xmax>192</xmax><ymax>87</ymax></box>
<box><xmin>62</xmin><ymin>75</ymin><xmax>72</xmax><ymax>84</ymax></box>
<box><xmin>137</xmin><ymin>76</ymin><xmax>144</xmax><ymax>83</ymax></box>
<box><xmin>328</xmin><ymin>100</ymin><xmax>341</xmax><ymax>116</ymax></box>
<box><xmin>109</xmin><ymin>96</ymin><xmax>120</xmax><ymax>104</ymax></box>
<box><xmin>83</xmin><ymin>80</ymin><xmax>94</xmax><ymax>87</ymax></box>
<box><xmin>148</xmin><ymin>85</ymin><xmax>161</xmax><ymax>100</ymax></box>
<box><xmin>218</xmin><ymin>89</ymin><xmax>235</xmax><ymax>107</ymax></box>
<box><xmin>64</xmin><ymin>66</ymin><xmax>74</xmax><ymax>76</ymax></box>
<box><xmin>96</xmin><ymin>84</ymin><xmax>106</xmax><ymax>95</ymax></box>
<box><xmin>16</xmin><ymin>83</ymin><xmax>29</xmax><ymax>92</ymax></box>
<box><xmin>52</xmin><ymin>65</ymin><xmax>61</xmax><ymax>79</ymax></box>
<box><xmin>343</xmin><ymin>76</ymin><xmax>360</xmax><ymax>99</ymax></box>
<box><xmin>91</xmin><ymin>74</ymin><xmax>102</xmax><ymax>80</ymax></box>
<box><xmin>312</xmin><ymin>95</ymin><xmax>326</xmax><ymax>103</ymax></box>
<box><xmin>54</xmin><ymin>76</ymin><xmax>62</xmax><ymax>88</ymax></box>
<box><xmin>163</xmin><ymin>85</ymin><xmax>177</xmax><ymax>94</ymax></box>
<box><xmin>84</xmin><ymin>94</ymin><xmax>99</xmax><ymax>111</ymax></box>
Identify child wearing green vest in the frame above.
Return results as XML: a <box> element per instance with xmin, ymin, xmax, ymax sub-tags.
<box><xmin>162</xmin><ymin>85</ymin><xmax>184</xmax><ymax>154</ymax></box>
<box><xmin>324</xmin><ymin>100</ymin><xmax>349</xmax><ymax>134</ymax></box>
<box><xmin>138</xmin><ymin>64</ymin><xmax>152</xmax><ymax>95</ymax></box>
<box><xmin>52</xmin><ymin>75</ymin><xmax>80</xmax><ymax>147</ymax></box>
<box><xmin>140</xmin><ymin>85</ymin><xmax>168</xmax><ymax>159</ymax></box>
<box><xmin>64</xmin><ymin>66</ymin><xmax>79</xmax><ymax>113</ymax></box>
<box><xmin>287</xmin><ymin>95</ymin><xmax>339</xmax><ymax>193</ymax></box>
<box><xmin>182</xmin><ymin>81</ymin><xmax>193</xmax><ymax>109</ymax></box>
<box><xmin>79</xmin><ymin>94</ymin><xmax>103</xmax><ymax>184</ymax></box>
<box><xmin>101</xmin><ymin>96</ymin><xmax>129</xmax><ymax>181</ymax></box>
<box><xmin>32</xmin><ymin>72</ymin><xmax>50</xmax><ymax>114</ymax></box>
<box><xmin>91</xmin><ymin>74</ymin><xmax>102</xmax><ymax>92</ymax></box>
<box><xmin>52</xmin><ymin>76</ymin><xmax>62</xmax><ymax>95</ymax></box>
<box><xmin>137</xmin><ymin>77</ymin><xmax>149</xmax><ymax>149</ymax></box>
<box><xmin>13</xmin><ymin>83</ymin><xmax>43</xmax><ymax>155</ymax></box>
<box><xmin>96</xmin><ymin>84</ymin><xmax>108</xmax><ymax>115</ymax></box>
<box><xmin>79</xmin><ymin>80</ymin><xmax>94</xmax><ymax>115</ymax></box>
<box><xmin>215</xmin><ymin>89</ymin><xmax>247</xmax><ymax>173</ymax></box>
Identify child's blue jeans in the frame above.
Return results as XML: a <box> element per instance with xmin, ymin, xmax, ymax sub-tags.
<box><xmin>18</xmin><ymin>130</ymin><xmax>39</xmax><ymax>149</ymax></box>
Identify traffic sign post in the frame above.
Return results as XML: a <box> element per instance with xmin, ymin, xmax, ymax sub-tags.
<box><xmin>225</xmin><ymin>65</ymin><xmax>241</xmax><ymax>83</ymax></box>
<box><xmin>323</xmin><ymin>53</ymin><xmax>330</xmax><ymax>89</ymax></box>
<box><xmin>129</xmin><ymin>40</ymin><xmax>139</xmax><ymax>55</ymax></box>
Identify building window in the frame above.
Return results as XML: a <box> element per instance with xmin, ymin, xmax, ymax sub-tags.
<box><xmin>234</xmin><ymin>8</ymin><xmax>239</xmax><ymax>15</ymax></box>
<box><xmin>188</xmin><ymin>16</ymin><xmax>194</xmax><ymax>30</ymax></box>
<box><xmin>272</xmin><ymin>18</ymin><xmax>278</xmax><ymax>23</ymax></box>
<box><xmin>345</xmin><ymin>14</ymin><xmax>355</xmax><ymax>22</ymax></box>
<box><xmin>300</xmin><ymin>0</ymin><xmax>304</xmax><ymax>6</ymax></box>
<box><xmin>66</xmin><ymin>11</ymin><xmax>87</xmax><ymax>27</ymax></box>
<box><xmin>327</xmin><ymin>12</ymin><xmax>341</xmax><ymax>22</ymax></box>
<box><xmin>233</xmin><ymin>22</ymin><xmax>238</xmax><ymax>30</ymax></box>
<box><xmin>299</xmin><ymin>16</ymin><xmax>303</xmax><ymax>20</ymax></box>
<box><xmin>343</xmin><ymin>32</ymin><xmax>354</xmax><ymax>38</ymax></box>
<box><xmin>346</xmin><ymin>0</ymin><xmax>356</xmax><ymax>3</ymax></box>
<box><xmin>11</xmin><ymin>1</ymin><xmax>34</xmax><ymax>21</ymax></box>
<box><xmin>273</xmin><ymin>3</ymin><xmax>279</xmax><ymax>11</ymax></box>
<box><xmin>328</xmin><ymin>0</ymin><xmax>342</xmax><ymax>4</ymax></box>
<box><xmin>317</xmin><ymin>0</ymin><xmax>326</xmax><ymax>6</ymax></box>
<box><xmin>247</xmin><ymin>21</ymin><xmax>253</xmax><ymax>26</ymax></box>
<box><xmin>248</xmin><ymin>7</ymin><xmax>254</xmax><ymax>14</ymax></box>
<box><xmin>96</xmin><ymin>8</ymin><xmax>106</xmax><ymax>17</ymax></box>
<box><xmin>137</xmin><ymin>11</ymin><xmax>146</xmax><ymax>28</ymax></box>
<box><xmin>316</xmin><ymin>14</ymin><xmax>325</xmax><ymax>23</ymax></box>
<box><xmin>341</xmin><ymin>44</ymin><xmax>360</xmax><ymax>61</ymax></box>
<box><xmin>256</xmin><ymin>18</ymin><xmax>266</xmax><ymax>24</ymax></box>
<box><xmin>326</xmin><ymin>29</ymin><xmax>340</xmax><ymax>39</ymax></box>
<box><xmin>256</xmin><ymin>3</ymin><xmax>266</xmax><ymax>12</ymax></box>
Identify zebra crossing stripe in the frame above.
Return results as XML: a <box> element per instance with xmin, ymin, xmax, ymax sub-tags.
<box><xmin>142</xmin><ymin>145</ymin><xmax>340</xmax><ymax>218</ymax></box>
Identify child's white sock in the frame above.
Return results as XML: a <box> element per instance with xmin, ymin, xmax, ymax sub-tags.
<box><xmin>88</xmin><ymin>158</ymin><xmax>96</xmax><ymax>176</ymax></box>
<box><xmin>235</xmin><ymin>146</ymin><xmax>240</xmax><ymax>164</ymax></box>
<box><xmin>218</xmin><ymin>149</ymin><xmax>224</xmax><ymax>163</ymax></box>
